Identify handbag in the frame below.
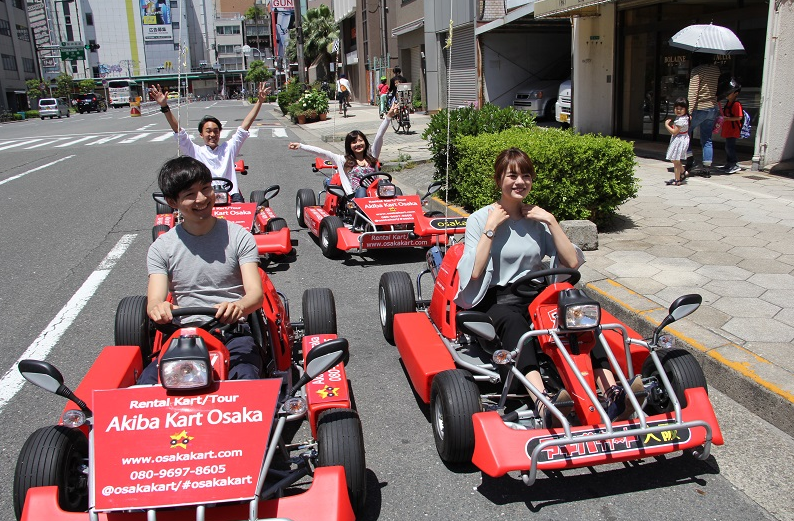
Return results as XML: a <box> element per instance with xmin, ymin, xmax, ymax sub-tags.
<box><xmin>712</xmin><ymin>114</ymin><xmax>724</xmax><ymax>135</ymax></box>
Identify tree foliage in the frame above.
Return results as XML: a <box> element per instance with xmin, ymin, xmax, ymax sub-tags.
<box><xmin>78</xmin><ymin>78</ymin><xmax>97</xmax><ymax>93</ymax></box>
<box><xmin>55</xmin><ymin>73</ymin><xmax>74</xmax><ymax>99</ymax></box>
<box><xmin>287</xmin><ymin>5</ymin><xmax>338</xmax><ymax>70</ymax></box>
<box><xmin>245</xmin><ymin>60</ymin><xmax>273</xmax><ymax>83</ymax></box>
<box><xmin>26</xmin><ymin>78</ymin><xmax>46</xmax><ymax>101</ymax></box>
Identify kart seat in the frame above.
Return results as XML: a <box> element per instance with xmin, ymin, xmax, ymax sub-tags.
<box><xmin>455</xmin><ymin>311</ymin><xmax>499</xmax><ymax>354</ymax></box>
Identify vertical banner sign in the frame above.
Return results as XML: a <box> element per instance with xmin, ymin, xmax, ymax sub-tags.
<box><xmin>91</xmin><ymin>380</ymin><xmax>280</xmax><ymax>511</ymax></box>
<box><xmin>140</xmin><ymin>0</ymin><xmax>174</xmax><ymax>41</ymax></box>
<box><xmin>268</xmin><ymin>0</ymin><xmax>295</xmax><ymax>59</ymax></box>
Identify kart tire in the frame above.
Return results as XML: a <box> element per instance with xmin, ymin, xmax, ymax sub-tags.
<box><xmin>319</xmin><ymin>216</ymin><xmax>344</xmax><ymax>259</ymax></box>
<box><xmin>378</xmin><ymin>271</ymin><xmax>416</xmax><ymax>344</ymax></box>
<box><xmin>641</xmin><ymin>348</ymin><xmax>707</xmax><ymax>414</ymax></box>
<box><xmin>302</xmin><ymin>287</ymin><xmax>337</xmax><ymax>335</ymax></box>
<box><xmin>155</xmin><ymin>201</ymin><xmax>172</xmax><ymax>215</ymax></box>
<box><xmin>151</xmin><ymin>224</ymin><xmax>169</xmax><ymax>242</ymax></box>
<box><xmin>249</xmin><ymin>189</ymin><xmax>269</xmax><ymax>208</ymax></box>
<box><xmin>14</xmin><ymin>426</ymin><xmax>88</xmax><ymax>520</ymax></box>
<box><xmin>296</xmin><ymin>188</ymin><xmax>316</xmax><ymax>228</ymax></box>
<box><xmin>266</xmin><ymin>217</ymin><xmax>288</xmax><ymax>232</ymax></box>
<box><xmin>115</xmin><ymin>295</ymin><xmax>154</xmax><ymax>368</ymax></box>
<box><xmin>317</xmin><ymin>408</ymin><xmax>367</xmax><ymax>516</ymax></box>
<box><xmin>430</xmin><ymin>369</ymin><xmax>481</xmax><ymax>464</ymax></box>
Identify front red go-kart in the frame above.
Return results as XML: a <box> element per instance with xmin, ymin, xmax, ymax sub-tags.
<box><xmin>296</xmin><ymin>166</ymin><xmax>467</xmax><ymax>259</ymax></box>
<box><xmin>378</xmin><ymin>244</ymin><xmax>723</xmax><ymax>484</ymax></box>
<box><xmin>14</xmin><ymin>280</ymin><xmax>366</xmax><ymax>520</ymax></box>
<box><xmin>152</xmin><ymin>160</ymin><xmax>293</xmax><ymax>265</ymax></box>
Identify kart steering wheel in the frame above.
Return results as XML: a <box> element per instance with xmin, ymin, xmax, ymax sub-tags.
<box><xmin>358</xmin><ymin>172</ymin><xmax>393</xmax><ymax>188</ymax></box>
<box><xmin>152</xmin><ymin>307</ymin><xmax>236</xmax><ymax>337</ymax></box>
<box><xmin>211</xmin><ymin>177</ymin><xmax>234</xmax><ymax>193</ymax></box>
<box><xmin>510</xmin><ymin>268</ymin><xmax>581</xmax><ymax>298</ymax></box>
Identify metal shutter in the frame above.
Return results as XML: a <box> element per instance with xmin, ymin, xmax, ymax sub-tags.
<box><xmin>447</xmin><ymin>24</ymin><xmax>477</xmax><ymax>108</ymax></box>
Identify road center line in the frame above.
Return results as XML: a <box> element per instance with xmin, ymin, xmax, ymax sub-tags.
<box><xmin>0</xmin><ymin>233</ymin><xmax>138</xmax><ymax>412</ymax></box>
<box><xmin>0</xmin><ymin>155</ymin><xmax>75</xmax><ymax>186</ymax></box>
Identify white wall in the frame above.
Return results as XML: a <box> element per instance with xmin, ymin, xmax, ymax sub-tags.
<box><xmin>571</xmin><ymin>3</ymin><xmax>615</xmax><ymax>135</ymax></box>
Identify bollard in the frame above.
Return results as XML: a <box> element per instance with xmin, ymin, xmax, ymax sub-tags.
<box><xmin>130</xmin><ymin>99</ymin><xmax>141</xmax><ymax>117</ymax></box>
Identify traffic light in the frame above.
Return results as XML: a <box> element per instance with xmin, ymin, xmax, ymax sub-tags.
<box><xmin>85</xmin><ymin>43</ymin><xmax>100</xmax><ymax>51</ymax></box>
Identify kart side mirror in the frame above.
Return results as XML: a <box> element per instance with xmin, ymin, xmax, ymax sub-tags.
<box><xmin>263</xmin><ymin>184</ymin><xmax>280</xmax><ymax>201</ymax></box>
<box><xmin>289</xmin><ymin>338</ymin><xmax>349</xmax><ymax>396</ymax></box>
<box><xmin>152</xmin><ymin>192</ymin><xmax>170</xmax><ymax>208</ymax></box>
<box><xmin>18</xmin><ymin>359</ymin><xmax>92</xmax><ymax>415</ymax></box>
<box><xmin>327</xmin><ymin>185</ymin><xmax>346</xmax><ymax>198</ymax></box>
<box><xmin>652</xmin><ymin>294</ymin><xmax>702</xmax><ymax>346</ymax></box>
<box><xmin>423</xmin><ymin>181</ymin><xmax>443</xmax><ymax>200</ymax></box>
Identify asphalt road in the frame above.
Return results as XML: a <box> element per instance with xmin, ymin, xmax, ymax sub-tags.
<box><xmin>0</xmin><ymin>103</ymin><xmax>791</xmax><ymax>521</ymax></box>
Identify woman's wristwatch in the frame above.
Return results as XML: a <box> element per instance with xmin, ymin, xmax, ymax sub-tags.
<box><xmin>484</xmin><ymin>229</ymin><xmax>495</xmax><ymax>239</ymax></box>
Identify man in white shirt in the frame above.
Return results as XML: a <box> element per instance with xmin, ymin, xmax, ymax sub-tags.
<box><xmin>336</xmin><ymin>74</ymin><xmax>353</xmax><ymax>114</ymax></box>
<box><xmin>150</xmin><ymin>82</ymin><xmax>271</xmax><ymax>202</ymax></box>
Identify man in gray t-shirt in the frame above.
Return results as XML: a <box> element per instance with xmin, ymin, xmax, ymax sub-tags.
<box><xmin>138</xmin><ymin>157</ymin><xmax>264</xmax><ymax>385</ymax></box>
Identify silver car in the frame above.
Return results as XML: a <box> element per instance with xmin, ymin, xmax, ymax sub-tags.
<box><xmin>38</xmin><ymin>98</ymin><xmax>70</xmax><ymax>119</ymax></box>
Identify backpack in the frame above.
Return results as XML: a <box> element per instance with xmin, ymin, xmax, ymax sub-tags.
<box><xmin>739</xmin><ymin>108</ymin><xmax>751</xmax><ymax>139</ymax></box>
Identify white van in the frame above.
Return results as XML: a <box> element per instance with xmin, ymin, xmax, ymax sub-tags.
<box><xmin>555</xmin><ymin>80</ymin><xmax>572</xmax><ymax>126</ymax></box>
<box><xmin>38</xmin><ymin>98</ymin><xmax>70</xmax><ymax>119</ymax></box>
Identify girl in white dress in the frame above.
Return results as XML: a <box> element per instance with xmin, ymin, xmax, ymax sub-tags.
<box><xmin>664</xmin><ymin>97</ymin><xmax>691</xmax><ymax>186</ymax></box>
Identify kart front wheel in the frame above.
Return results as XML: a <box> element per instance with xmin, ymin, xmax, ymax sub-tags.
<box><xmin>317</xmin><ymin>408</ymin><xmax>367</xmax><ymax>516</ymax></box>
<box><xmin>296</xmin><ymin>189</ymin><xmax>316</xmax><ymax>228</ymax></box>
<box><xmin>14</xmin><ymin>426</ymin><xmax>88</xmax><ymax>520</ymax></box>
<box><xmin>266</xmin><ymin>217</ymin><xmax>288</xmax><ymax>232</ymax></box>
<box><xmin>378</xmin><ymin>271</ymin><xmax>416</xmax><ymax>344</ymax></box>
<box><xmin>430</xmin><ymin>369</ymin><xmax>481</xmax><ymax>464</ymax></box>
<box><xmin>302</xmin><ymin>287</ymin><xmax>337</xmax><ymax>335</ymax></box>
<box><xmin>319</xmin><ymin>216</ymin><xmax>344</xmax><ymax>259</ymax></box>
<box><xmin>249</xmin><ymin>189</ymin><xmax>269</xmax><ymax>208</ymax></box>
<box><xmin>115</xmin><ymin>295</ymin><xmax>153</xmax><ymax>368</ymax></box>
<box><xmin>151</xmin><ymin>224</ymin><xmax>169</xmax><ymax>242</ymax></box>
<box><xmin>642</xmin><ymin>348</ymin><xmax>707</xmax><ymax>414</ymax></box>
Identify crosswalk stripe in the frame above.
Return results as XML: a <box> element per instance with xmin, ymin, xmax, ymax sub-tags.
<box><xmin>25</xmin><ymin>138</ymin><xmax>68</xmax><ymax>149</ymax></box>
<box><xmin>55</xmin><ymin>136</ymin><xmax>97</xmax><ymax>147</ymax></box>
<box><xmin>151</xmin><ymin>132</ymin><xmax>173</xmax><ymax>142</ymax></box>
<box><xmin>119</xmin><ymin>133</ymin><xmax>150</xmax><ymax>143</ymax></box>
<box><xmin>220</xmin><ymin>129</ymin><xmax>233</xmax><ymax>139</ymax></box>
<box><xmin>0</xmin><ymin>140</ymin><xmax>31</xmax><ymax>151</ymax></box>
<box><xmin>86</xmin><ymin>134</ymin><xmax>125</xmax><ymax>145</ymax></box>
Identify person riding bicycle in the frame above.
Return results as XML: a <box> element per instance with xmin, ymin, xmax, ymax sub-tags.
<box><xmin>378</xmin><ymin>76</ymin><xmax>389</xmax><ymax>119</ymax></box>
<box><xmin>337</xmin><ymin>74</ymin><xmax>353</xmax><ymax>114</ymax></box>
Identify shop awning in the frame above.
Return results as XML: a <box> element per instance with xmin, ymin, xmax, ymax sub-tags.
<box><xmin>533</xmin><ymin>0</ymin><xmax>613</xmax><ymax>19</ymax></box>
<box><xmin>392</xmin><ymin>18</ymin><xmax>424</xmax><ymax>37</ymax></box>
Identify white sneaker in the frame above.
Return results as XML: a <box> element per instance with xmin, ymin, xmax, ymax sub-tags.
<box><xmin>727</xmin><ymin>165</ymin><xmax>741</xmax><ymax>174</ymax></box>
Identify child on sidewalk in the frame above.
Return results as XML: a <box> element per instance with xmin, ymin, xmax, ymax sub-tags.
<box><xmin>721</xmin><ymin>80</ymin><xmax>743</xmax><ymax>174</ymax></box>
<box><xmin>664</xmin><ymin>97</ymin><xmax>691</xmax><ymax>186</ymax></box>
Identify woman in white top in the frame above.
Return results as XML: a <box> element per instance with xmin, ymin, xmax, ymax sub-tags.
<box><xmin>288</xmin><ymin>103</ymin><xmax>398</xmax><ymax>197</ymax></box>
<box><xmin>455</xmin><ymin>148</ymin><xmax>640</xmax><ymax>425</ymax></box>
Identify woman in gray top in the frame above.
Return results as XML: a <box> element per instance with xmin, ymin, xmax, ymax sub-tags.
<box><xmin>454</xmin><ymin>148</ymin><xmax>640</xmax><ymax>425</ymax></box>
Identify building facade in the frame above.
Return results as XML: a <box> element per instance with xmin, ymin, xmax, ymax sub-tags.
<box><xmin>1</xmin><ymin>0</ymin><xmax>37</xmax><ymax>112</ymax></box>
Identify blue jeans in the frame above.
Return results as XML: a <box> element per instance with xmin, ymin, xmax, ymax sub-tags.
<box><xmin>687</xmin><ymin>107</ymin><xmax>719</xmax><ymax>166</ymax></box>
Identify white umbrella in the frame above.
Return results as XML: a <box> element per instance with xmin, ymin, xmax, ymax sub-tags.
<box><xmin>669</xmin><ymin>24</ymin><xmax>745</xmax><ymax>54</ymax></box>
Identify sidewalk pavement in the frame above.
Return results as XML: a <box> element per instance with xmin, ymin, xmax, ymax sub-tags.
<box><xmin>284</xmin><ymin>101</ymin><xmax>794</xmax><ymax>434</ymax></box>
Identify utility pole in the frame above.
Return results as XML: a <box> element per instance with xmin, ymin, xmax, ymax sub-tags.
<box><xmin>380</xmin><ymin>0</ymin><xmax>388</xmax><ymax>69</ymax></box>
<box><xmin>293</xmin><ymin>0</ymin><xmax>306</xmax><ymax>84</ymax></box>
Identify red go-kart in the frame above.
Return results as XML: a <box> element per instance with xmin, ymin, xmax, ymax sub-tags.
<box><xmin>14</xmin><ymin>272</ymin><xmax>366</xmax><ymax>521</ymax></box>
<box><xmin>153</xmin><ymin>160</ymin><xmax>293</xmax><ymax>264</ymax></box>
<box><xmin>378</xmin><ymin>244</ymin><xmax>723</xmax><ymax>484</ymax></box>
<box><xmin>295</xmin><ymin>158</ymin><xmax>467</xmax><ymax>259</ymax></box>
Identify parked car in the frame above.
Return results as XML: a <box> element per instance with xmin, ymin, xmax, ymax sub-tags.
<box><xmin>555</xmin><ymin>79</ymin><xmax>572</xmax><ymax>127</ymax></box>
<box><xmin>167</xmin><ymin>91</ymin><xmax>180</xmax><ymax>100</ymax></box>
<box><xmin>38</xmin><ymin>98</ymin><xmax>70</xmax><ymax>119</ymax></box>
<box><xmin>75</xmin><ymin>93</ymin><xmax>108</xmax><ymax>113</ymax></box>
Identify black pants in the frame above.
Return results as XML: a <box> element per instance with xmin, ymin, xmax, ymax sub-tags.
<box><xmin>473</xmin><ymin>285</ymin><xmax>611</xmax><ymax>373</ymax></box>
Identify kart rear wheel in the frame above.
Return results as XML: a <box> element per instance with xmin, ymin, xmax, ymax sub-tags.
<box><xmin>319</xmin><ymin>216</ymin><xmax>344</xmax><ymax>259</ymax></box>
<box><xmin>14</xmin><ymin>426</ymin><xmax>88</xmax><ymax>520</ymax></box>
<box><xmin>151</xmin><ymin>224</ymin><xmax>169</xmax><ymax>242</ymax></box>
<box><xmin>266</xmin><ymin>217</ymin><xmax>288</xmax><ymax>232</ymax></box>
<box><xmin>296</xmin><ymin>188</ymin><xmax>316</xmax><ymax>228</ymax></box>
<box><xmin>155</xmin><ymin>201</ymin><xmax>172</xmax><ymax>215</ymax></box>
<box><xmin>115</xmin><ymin>295</ymin><xmax>154</xmax><ymax>368</ymax></box>
<box><xmin>430</xmin><ymin>369</ymin><xmax>481</xmax><ymax>464</ymax></box>
<box><xmin>378</xmin><ymin>271</ymin><xmax>416</xmax><ymax>344</ymax></box>
<box><xmin>317</xmin><ymin>408</ymin><xmax>367</xmax><ymax>516</ymax></box>
<box><xmin>249</xmin><ymin>189</ymin><xmax>269</xmax><ymax>208</ymax></box>
<box><xmin>641</xmin><ymin>348</ymin><xmax>707</xmax><ymax>414</ymax></box>
<box><xmin>302</xmin><ymin>287</ymin><xmax>337</xmax><ymax>335</ymax></box>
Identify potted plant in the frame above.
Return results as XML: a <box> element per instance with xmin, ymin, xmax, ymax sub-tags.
<box><xmin>296</xmin><ymin>89</ymin><xmax>329</xmax><ymax>121</ymax></box>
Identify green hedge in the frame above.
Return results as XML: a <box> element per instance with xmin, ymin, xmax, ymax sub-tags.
<box><xmin>452</xmin><ymin>127</ymin><xmax>638</xmax><ymax>226</ymax></box>
<box><xmin>26</xmin><ymin>110</ymin><xmax>39</xmax><ymax>118</ymax></box>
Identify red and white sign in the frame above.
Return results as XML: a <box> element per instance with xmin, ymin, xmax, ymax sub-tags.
<box><xmin>92</xmin><ymin>380</ymin><xmax>280</xmax><ymax>511</ymax></box>
<box><xmin>213</xmin><ymin>202</ymin><xmax>256</xmax><ymax>230</ymax></box>
<box><xmin>271</xmin><ymin>0</ymin><xmax>295</xmax><ymax>8</ymax></box>
<box><xmin>360</xmin><ymin>232</ymin><xmax>433</xmax><ymax>249</ymax></box>
<box><xmin>357</xmin><ymin>195</ymin><xmax>421</xmax><ymax>224</ymax></box>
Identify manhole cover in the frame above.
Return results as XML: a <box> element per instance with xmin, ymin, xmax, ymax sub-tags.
<box><xmin>743</xmin><ymin>175</ymin><xmax>767</xmax><ymax>180</ymax></box>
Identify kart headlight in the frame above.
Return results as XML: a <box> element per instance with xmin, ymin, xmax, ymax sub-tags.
<box><xmin>283</xmin><ymin>397</ymin><xmax>307</xmax><ymax>416</ymax></box>
<box><xmin>557</xmin><ymin>289</ymin><xmax>600</xmax><ymax>330</ymax></box>
<box><xmin>377</xmin><ymin>182</ymin><xmax>396</xmax><ymax>198</ymax></box>
<box><xmin>214</xmin><ymin>192</ymin><xmax>229</xmax><ymax>205</ymax></box>
<box><xmin>492</xmin><ymin>349</ymin><xmax>513</xmax><ymax>365</ymax></box>
<box><xmin>160</xmin><ymin>360</ymin><xmax>209</xmax><ymax>389</ymax></box>
<box><xmin>62</xmin><ymin>409</ymin><xmax>87</xmax><ymax>428</ymax></box>
<box><xmin>657</xmin><ymin>334</ymin><xmax>674</xmax><ymax>349</ymax></box>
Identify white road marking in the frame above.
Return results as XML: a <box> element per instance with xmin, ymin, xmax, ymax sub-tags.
<box><xmin>0</xmin><ymin>139</ymin><xmax>39</xmax><ymax>151</ymax></box>
<box><xmin>55</xmin><ymin>135</ymin><xmax>98</xmax><ymax>147</ymax></box>
<box><xmin>273</xmin><ymin>128</ymin><xmax>287</xmax><ymax>138</ymax></box>
<box><xmin>220</xmin><ymin>129</ymin><xmax>233</xmax><ymax>139</ymax></box>
<box><xmin>151</xmin><ymin>132</ymin><xmax>174</xmax><ymax>142</ymax></box>
<box><xmin>119</xmin><ymin>133</ymin><xmax>150</xmax><ymax>143</ymax></box>
<box><xmin>0</xmin><ymin>234</ymin><xmax>137</xmax><ymax>412</ymax></box>
<box><xmin>0</xmin><ymin>155</ymin><xmax>75</xmax><ymax>186</ymax></box>
<box><xmin>25</xmin><ymin>138</ymin><xmax>68</xmax><ymax>149</ymax></box>
<box><xmin>86</xmin><ymin>134</ymin><xmax>126</xmax><ymax>145</ymax></box>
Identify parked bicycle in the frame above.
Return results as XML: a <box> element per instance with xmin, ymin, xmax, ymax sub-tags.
<box><xmin>392</xmin><ymin>84</ymin><xmax>412</xmax><ymax>134</ymax></box>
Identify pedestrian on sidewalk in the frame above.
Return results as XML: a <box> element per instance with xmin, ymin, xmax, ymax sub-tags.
<box><xmin>720</xmin><ymin>80</ymin><xmax>744</xmax><ymax>174</ymax></box>
<box><xmin>664</xmin><ymin>97</ymin><xmax>691</xmax><ymax>186</ymax></box>
<box><xmin>337</xmin><ymin>74</ymin><xmax>353</xmax><ymax>114</ymax></box>
<box><xmin>149</xmin><ymin>82</ymin><xmax>271</xmax><ymax>202</ymax></box>
<box><xmin>686</xmin><ymin>56</ymin><xmax>720</xmax><ymax>176</ymax></box>
<box><xmin>288</xmin><ymin>102</ymin><xmax>399</xmax><ymax>197</ymax></box>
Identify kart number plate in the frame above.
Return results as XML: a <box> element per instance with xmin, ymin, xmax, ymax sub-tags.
<box><xmin>361</xmin><ymin>231</ymin><xmax>433</xmax><ymax>249</ymax></box>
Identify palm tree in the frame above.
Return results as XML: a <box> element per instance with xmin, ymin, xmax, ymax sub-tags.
<box><xmin>244</xmin><ymin>5</ymin><xmax>265</xmax><ymax>57</ymax></box>
<box><xmin>287</xmin><ymin>5</ymin><xmax>338</xmax><ymax>73</ymax></box>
